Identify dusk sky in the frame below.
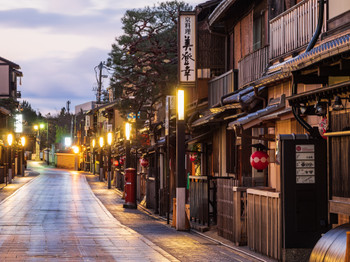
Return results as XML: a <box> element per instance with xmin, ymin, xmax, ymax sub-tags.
<box><xmin>0</xmin><ymin>0</ymin><xmax>203</xmax><ymax>115</ymax></box>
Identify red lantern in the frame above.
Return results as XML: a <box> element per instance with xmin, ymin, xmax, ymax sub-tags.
<box><xmin>189</xmin><ymin>153</ymin><xmax>197</xmax><ymax>162</ymax></box>
<box><xmin>119</xmin><ymin>157</ymin><xmax>125</xmax><ymax>166</ymax></box>
<box><xmin>140</xmin><ymin>158</ymin><xmax>149</xmax><ymax>167</ymax></box>
<box><xmin>250</xmin><ymin>150</ymin><xmax>269</xmax><ymax>171</ymax></box>
<box><xmin>113</xmin><ymin>160</ymin><xmax>119</xmax><ymax>167</ymax></box>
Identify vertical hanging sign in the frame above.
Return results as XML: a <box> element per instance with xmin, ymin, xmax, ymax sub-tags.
<box><xmin>179</xmin><ymin>12</ymin><xmax>196</xmax><ymax>85</ymax></box>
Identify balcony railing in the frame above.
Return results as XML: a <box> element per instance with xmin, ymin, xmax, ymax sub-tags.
<box><xmin>208</xmin><ymin>70</ymin><xmax>237</xmax><ymax>107</ymax></box>
<box><xmin>238</xmin><ymin>46</ymin><xmax>269</xmax><ymax>88</ymax></box>
<box><xmin>269</xmin><ymin>0</ymin><xmax>326</xmax><ymax>60</ymax></box>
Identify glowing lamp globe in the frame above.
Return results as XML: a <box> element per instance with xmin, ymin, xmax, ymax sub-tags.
<box><xmin>250</xmin><ymin>151</ymin><xmax>269</xmax><ymax>171</ymax></box>
<box><xmin>113</xmin><ymin>160</ymin><xmax>119</xmax><ymax>167</ymax></box>
<box><xmin>140</xmin><ymin>158</ymin><xmax>149</xmax><ymax>167</ymax></box>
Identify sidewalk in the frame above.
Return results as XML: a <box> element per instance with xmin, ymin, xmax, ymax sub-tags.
<box><xmin>85</xmin><ymin>172</ymin><xmax>277</xmax><ymax>262</ymax></box>
<box><xmin>0</xmin><ymin>168</ymin><xmax>40</xmax><ymax>203</ymax></box>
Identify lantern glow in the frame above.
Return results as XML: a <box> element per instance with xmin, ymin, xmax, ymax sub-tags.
<box><xmin>7</xmin><ymin>134</ymin><xmax>13</xmax><ymax>146</ymax></box>
<box><xmin>177</xmin><ymin>89</ymin><xmax>185</xmax><ymax>120</ymax></box>
<box><xmin>125</xmin><ymin>123</ymin><xmax>131</xmax><ymax>141</ymax></box>
<box><xmin>107</xmin><ymin>132</ymin><xmax>113</xmax><ymax>145</ymax></box>
<box><xmin>21</xmin><ymin>136</ymin><xmax>26</xmax><ymax>147</ymax></box>
<box><xmin>99</xmin><ymin>137</ymin><xmax>104</xmax><ymax>148</ymax></box>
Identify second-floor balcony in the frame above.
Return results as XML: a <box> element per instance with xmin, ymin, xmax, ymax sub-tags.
<box><xmin>269</xmin><ymin>0</ymin><xmax>326</xmax><ymax>60</ymax></box>
<box><xmin>238</xmin><ymin>46</ymin><xmax>269</xmax><ymax>88</ymax></box>
<box><xmin>208</xmin><ymin>70</ymin><xmax>237</xmax><ymax>107</ymax></box>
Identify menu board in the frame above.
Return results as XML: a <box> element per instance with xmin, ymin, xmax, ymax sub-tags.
<box><xmin>295</xmin><ymin>145</ymin><xmax>315</xmax><ymax>184</ymax></box>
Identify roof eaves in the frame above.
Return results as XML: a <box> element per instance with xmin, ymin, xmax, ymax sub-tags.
<box><xmin>208</xmin><ymin>0</ymin><xmax>236</xmax><ymax>26</ymax></box>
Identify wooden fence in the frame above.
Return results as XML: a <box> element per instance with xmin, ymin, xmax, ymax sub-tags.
<box><xmin>189</xmin><ymin>176</ymin><xmax>210</xmax><ymax>225</ymax></box>
<box><xmin>247</xmin><ymin>188</ymin><xmax>282</xmax><ymax>260</ymax></box>
<box><xmin>216</xmin><ymin>178</ymin><xmax>241</xmax><ymax>242</ymax></box>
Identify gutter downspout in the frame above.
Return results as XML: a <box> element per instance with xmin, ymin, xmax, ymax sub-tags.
<box><xmin>292</xmin><ymin>0</ymin><xmax>324</xmax><ymax>137</ymax></box>
<box><xmin>305</xmin><ymin>0</ymin><xmax>325</xmax><ymax>52</ymax></box>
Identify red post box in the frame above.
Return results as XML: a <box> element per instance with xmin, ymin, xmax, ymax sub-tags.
<box><xmin>123</xmin><ymin>168</ymin><xmax>137</xmax><ymax>209</ymax></box>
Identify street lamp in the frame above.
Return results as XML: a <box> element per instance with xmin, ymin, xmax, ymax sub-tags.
<box><xmin>107</xmin><ymin>132</ymin><xmax>113</xmax><ymax>189</ymax></box>
<box><xmin>99</xmin><ymin>136</ymin><xmax>104</xmax><ymax>182</ymax></box>
<box><xmin>20</xmin><ymin>136</ymin><xmax>26</xmax><ymax>176</ymax></box>
<box><xmin>72</xmin><ymin>146</ymin><xmax>80</xmax><ymax>170</ymax></box>
<box><xmin>7</xmin><ymin>134</ymin><xmax>13</xmax><ymax>184</ymax></box>
<box><xmin>34</xmin><ymin>124</ymin><xmax>45</xmax><ymax>161</ymax></box>
<box><xmin>176</xmin><ymin>89</ymin><xmax>186</xmax><ymax>230</ymax></box>
<box><xmin>92</xmin><ymin>139</ymin><xmax>96</xmax><ymax>174</ymax></box>
<box><xmin>125</xmin><ymin>122</ymin><xmax>131</xmax><ymax>168</ymax></box>
<box><xmin>123</xmin><ymin>122</ymin><xmax>137</xmax><ymax>209</ymax></box>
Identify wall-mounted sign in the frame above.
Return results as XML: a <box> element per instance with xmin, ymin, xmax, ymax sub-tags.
<box><xmin>14</xmin><ymin>114</ymin><xmax>23</xmax><ymax>133</ymax></box>
<box><xmin>179</xmin><ymin>12</ymin><xmax>196</xmax><ymax>84</ymax></box>
<box><xmin>295</xmin><ymin>144</ymin><xmax>315</xmax><ymax>184</ymax></box>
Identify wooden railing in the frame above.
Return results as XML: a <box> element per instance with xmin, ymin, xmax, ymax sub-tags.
<box><xmin>269</xmin><ymin>0</ymin><xmax>326</xmax><ymax>60</ymax></box>
<box><xmin>208</xmin><ymin>70</ymin><xmax>237</xmax><ymax>107</ymax></box>
<box><xmin>238</xmin><ymin>46</ymin><xmax>269</xmax><ymax>88</ymax></box>
<box><xmin>247</xmin><ymin>188</ymin><xmax>282</xmax><ymax>260</ymax></box>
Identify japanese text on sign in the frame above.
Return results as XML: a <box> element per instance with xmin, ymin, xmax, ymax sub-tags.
<box><xmin>179</xmin><ymin>13</ymin><xmax>196</xmax><ymax>83</ymax></box>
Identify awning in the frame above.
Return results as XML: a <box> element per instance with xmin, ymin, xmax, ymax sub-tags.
<box><xmin>228</xmin><ymin>94</ymin><xmax>286</xmax><ymax>130</ymax></box>
<box><xmin>288</xmin><ymin>80</ymin><xmax>350</xmax><ymax>105</ymax></box>
<box><xmin>267</xmin><ymin>34</ymin><xmax>350</xmax><ymax>75</ymax></box>
<box><xmin>259</xmin><ymin>107</ymin><xmax>293</xmax><ymax>121</ymax></box>
<box><xmin>254</xmin><ymin>34</ymin><xmax>350</xmax><ymax>88</ymax></box>
<box><xmin>186</xmin><ymin>131</ymin><xmax>212</xmax><ymax>145</ymax></box>
<box><xmin>191</xmin><ymin>111</ymin><xmax>224</xmax><ymax>128</ymax></box>
<box><xmin>0</xmin><ymin>107</ymin><xmax>11</xmax><ymax>116</ymax></box>
<box><xmin>210</xmin><ymin>85</ymin><xmax>266</xmax><ymax>112</ymax></box>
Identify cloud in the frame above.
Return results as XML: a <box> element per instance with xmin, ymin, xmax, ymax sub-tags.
<box><xmin>0</xmin><ymin>0</ymin><xmax>204</xmax><ymax>116</ymax></box>
<box><xmin>0</xmin><ymin>8</ymin><xmax>126</xmax><ymax>34</ymax></box>
<box><xmin>19</xmin><ymin>47</ymin><xmax>110</xmax><ymax>115</ymax></box>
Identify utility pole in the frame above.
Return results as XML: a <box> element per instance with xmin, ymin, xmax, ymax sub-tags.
<box><xmin>66</xmin><ymin>100</ymin><xmax>71</xmax><ymax>114</ymax></box>
<box><xmin>97</xmin><ymin>62</ymin><xmax>103</xmax><ymax>104</ymax></box>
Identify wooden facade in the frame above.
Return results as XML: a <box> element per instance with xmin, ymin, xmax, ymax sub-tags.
<box><xmin>189</xmin><ymin>0</ymin><xmax>350</xmax><ymax>260</ymax></box>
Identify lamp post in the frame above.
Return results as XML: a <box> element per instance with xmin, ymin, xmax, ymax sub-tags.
<box><xmin>72</xmin><ymin>146</ymin><xmax>79</xmax><ymax>170</ymax></box>
<box><xmin>7</xmin><ymin>134</ymin><xmax>13</xmax><ymax>184</ymax></box>
<box><xmin>92</xmin><ymin>139</ymin><xmax>96</xmax><ymax>174</ymax></box>
<box><xmin>176</xmin><ymin>89</ymin><xmax>186</xmax><ymax>230</ymax></box>
<box><xmin>34</xmin><ymin>124</ymin><xmax>45</xmax><ymax>161</ymax></box>
<box><xmin>20</xmin><ymin>136</ymin><xmax>26</xmax><ymax>176</ymax></box>
<box><xmin>125</xmin><ymin>123</ymin><xmax>131</xmax><ymax>168</ymax></box>
<box><xmin>123</xmin><ymin>122</ymin><xmax>137</xmax><ymax>209</ymax></box>
<box><xmin>34</xmin><ymin>125</ymin><xmax>40</xmax><ymax>161</ymax></box>
<box><xmin>107</xmin><ymin>132</ymin><xmax>113</xmax><ymax>189</ymax></box>
<box><xmin>99</xmin><ymin>136</ymin><xmax>104</xmax><ymax>182</ymax></box>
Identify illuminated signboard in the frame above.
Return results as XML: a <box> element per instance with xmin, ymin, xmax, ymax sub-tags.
<box><xmin>179</xmin><ymin>12</ymin><xmax>196</xmax><ymax>84</ymax></box>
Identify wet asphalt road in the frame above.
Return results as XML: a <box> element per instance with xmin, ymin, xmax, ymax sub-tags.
<box><xmin>0</xmin><ymin>162</ymin><xmax>264</xmax><ymax>261</ymax></box>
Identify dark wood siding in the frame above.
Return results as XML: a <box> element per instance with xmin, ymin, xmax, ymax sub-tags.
<box><xmin>226</xmin><ymin>129</ymin><xmax>236</xmax><ymax>174</ymax></box>
<box><xmin>331</xmin><ymin>112</ymin><xmax>350</xmax><ymax>198</ymax></box>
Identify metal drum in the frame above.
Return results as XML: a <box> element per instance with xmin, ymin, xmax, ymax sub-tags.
<box><xmin>309</xmin><ymin>223</ymin><xmax>350</xmax><ymax>262</ymax></box>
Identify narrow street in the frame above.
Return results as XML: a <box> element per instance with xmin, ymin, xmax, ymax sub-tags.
<box><xmin>0</xmin><ymin>162</ymin><xmax>265</xmax><ymax>261</ymax></box>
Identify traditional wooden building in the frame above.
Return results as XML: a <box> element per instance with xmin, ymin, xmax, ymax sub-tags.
<box><xmin>188</xmin><ymin>0</ymin><xmax>350</xmax><ymax>261</ymax></box>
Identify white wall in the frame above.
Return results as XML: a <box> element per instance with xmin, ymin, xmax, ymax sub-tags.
<box><xmin>329</xmin><ymin>0</ymin><xmax>350</xmax><ymax>19</ymax></box>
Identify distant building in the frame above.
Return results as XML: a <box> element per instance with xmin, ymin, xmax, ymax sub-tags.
<box><xmin>75</xmin><ymin>101</ymin><xmax>96</xmax><ymax>115</ymax></box>
<box><xmin>0</xmin><ymin>56</ymin><xmax>22</xmax><ymax>100</ymax></box>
